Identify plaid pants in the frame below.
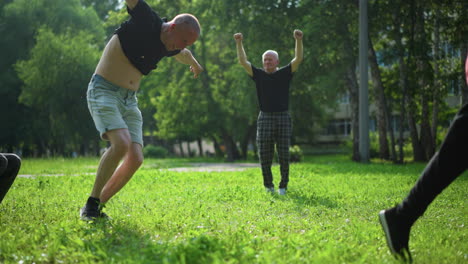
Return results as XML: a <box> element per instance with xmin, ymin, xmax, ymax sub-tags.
<box><xmin>256</xmin><ymin>111</ymin><xmax>292</xmax><ymax>189</ymax></box>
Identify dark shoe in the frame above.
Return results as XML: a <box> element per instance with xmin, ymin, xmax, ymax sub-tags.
<box><xmin>80</xmin><ymin>204</ymin><xmax>110</xmax><ymax>221</ymax></box>
<box><xmin>379</xmin><ymin>208</ymin><xmax>412</xmax><ymax>263</ymax></box>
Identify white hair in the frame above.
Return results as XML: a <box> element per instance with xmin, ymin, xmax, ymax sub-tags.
<box><xmin>262</xmin><ymin>50</ymin><xmax>279</xmax><ymax>61</ymax></box>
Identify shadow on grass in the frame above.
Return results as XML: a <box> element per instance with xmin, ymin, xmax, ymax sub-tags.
<box><xmin>285</xmin><ymin>192</ymin><xmax>340</xmax><ymax>209</ymax></box>
<box><xmin>78</xmin><ymin>221</ymin><xmax>243</xmax><ymax>263</ymax></box>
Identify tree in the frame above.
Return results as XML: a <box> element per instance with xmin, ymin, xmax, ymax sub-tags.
<box><xmin>16</xmin><ymin>28</ymin><xmax>102</xmax><ymax>155</ymax></box>
<box><xmin>0</xmin><ymin>0</ymin><xmax>105</xmax><ymax>155</ymax></box>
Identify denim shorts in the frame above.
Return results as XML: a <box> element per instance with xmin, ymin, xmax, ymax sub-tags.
<box><xmin>87</xmin><ymin>74</ymin><xmax>143</xmax><ymax>146</ymax></box>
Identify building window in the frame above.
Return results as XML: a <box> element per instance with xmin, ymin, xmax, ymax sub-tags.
<box><xmin>325</xmin><ymin>119</ymin><xmax>351</xmax><ymax>136</ymax></box>
<box><xmin>338</xmin><ymin>92</ymin><xmax>350</xmax><ymax>104</ymax></box>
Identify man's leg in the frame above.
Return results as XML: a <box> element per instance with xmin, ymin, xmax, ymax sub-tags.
<box><xmin>81</xmin><ymin>128</ymin><xmax>133</xmax><ymax>220</ymax></box>
<box><xmin>257</xmin><ymin>112</ymin><xmax>275</xmax><ymax>191</ymax></box>
<box><xmin>276</xmin><ymin>113</ymin><xmax>292</xmax><ymax>192</ymax></box>
<box><xmin>0</xmin><ymin>153</ymin><xmax>21</xmax><ymax>204</ymax></box>
<box><xmin>91</xmin><ymin>129</ymin><xmax>133</xmax><ymax>197</ymax></box>
<box><xmin>100</xmin><ymin>142</ymin><xmax>143</xmax><ymax>203</ymax></box>
<box><xmin>380</xmin><ymin>104</ymin><xmax>468</xmax><ymax>261</ymax></box>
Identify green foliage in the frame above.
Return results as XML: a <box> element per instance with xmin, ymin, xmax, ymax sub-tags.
<box><xmin>0</xmin><ymin>0</ymin><xmax>104</xmax><ymax>154</ymax></box>
<box><xmin>289</xmin><ymin>145</ymin><xmax>303</xmax><ymax>162</ymax></box>
<box><xmin>1</xmin><ymin>0</ymin><xmax>465</xmax><ymax>161</ymax></box>
<box><xmin>368</xmin><ymin>132</ymin><xmax>380</xmax><ymax>159</ymax></box>
<box><xmin>247</xmin><ymin>150</ymin><xmax>259</xmax><ymax>162</ymax></box>
<box><xmin>15</xmin><ymin>27</ymin><xmax>102</xmax><ymax>154</ymax></box>
<box><xmin>1</xmin><ymin>155</ymin><xmax>466</xmax><ymax>263</ymax></box>
<box><xmin>143</xmin><ymin>145</ymin><xmax>169</xmax><ymax>159</ymax></box>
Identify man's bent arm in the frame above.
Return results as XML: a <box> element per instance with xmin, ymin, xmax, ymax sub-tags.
<box><xmin>174</xmin><ymin>49</ymin><xmax>204</xmax><ymax>78</ymax></box>
<box><xmin>291</xmin><ymin>29</ymin><xmax>303</xmax><ymax>73</ymax></box>
<box><xmin>234</xmin><ymin>33</ymin><xmax>253</xmax><ymax>77</ymax></box>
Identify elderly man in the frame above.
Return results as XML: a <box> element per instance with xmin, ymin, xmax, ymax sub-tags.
<box><xmin>234</xmin><ymin>30</ymin><xmax>303</xmax><ymax>195</ymax></box>
<box><xmin>81</xmin><ymin>0</ymin><xmax>203</xmax><ymax>220</ymax></box>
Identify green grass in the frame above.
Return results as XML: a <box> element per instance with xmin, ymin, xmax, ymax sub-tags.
<box><xmin>1</xmin><ymin>155</ymin><xmax>466</xmax><ymax>263</ymax></box>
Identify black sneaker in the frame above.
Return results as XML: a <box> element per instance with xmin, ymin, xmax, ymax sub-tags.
<box><xmin>80</xmin><ymin>204</ymin><xmax>110</xmax><ymax>221</ymax></box>
<box><xmin>379</xmin><ymin>208</ymin><xmax>412</xmax><ymax>263</ymax></box>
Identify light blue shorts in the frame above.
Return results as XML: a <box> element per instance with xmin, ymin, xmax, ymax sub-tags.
<box><xmin>87</xmin><ymin>74</ymin><xmax>143</xmax><ymax>146</ymax></box>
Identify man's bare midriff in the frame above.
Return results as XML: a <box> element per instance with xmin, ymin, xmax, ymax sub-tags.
<box><xmin>95</xmin><ymin>35</ymin><xmax>142</xmax><ymax>91</ymax></box>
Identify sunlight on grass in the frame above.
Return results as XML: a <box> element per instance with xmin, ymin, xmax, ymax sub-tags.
<box><xmin>1</xmin><ymin>155</ymin><xmax>466</xmax><ymax>263</ymax></box>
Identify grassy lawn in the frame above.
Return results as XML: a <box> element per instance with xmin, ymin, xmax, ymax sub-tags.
<box><xmin>0</xmin><ymin>155</ymin><xmax>466</xmax><ymax>263</ymax></box>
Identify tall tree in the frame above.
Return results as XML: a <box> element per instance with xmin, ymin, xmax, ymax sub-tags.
<box><xmin>1</xmin><ymin>0</ymin><xmax>104</xmax><ymax>155</ymax></box>
<box><xmin>16</xmin><ymin>28</ymin><xmax>102</xmax><ymax>156</ymax></box>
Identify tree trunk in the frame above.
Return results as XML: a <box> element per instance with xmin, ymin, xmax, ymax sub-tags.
<box><xmin>340</xmin><ymin>18</ymin><xmax>360</xmax><ymax>162</ymax></box>
<box><xmin>419</xmin><ymin>92</ymin><xmax>433</xmax><ymax>160</ymax></box>
<box><xmin>432</xmin><ymin>13</ymin><xmax>441</xmax><ymax>149</ymax></box>
<box><xmin>186</xmin><ymin>141</ymin><xmax>192</xmax><ymax>157</ymax></box>
<box><xmin>197</xmin><ymin>138</ymin><xmax>203</xmax><ymax>157</ymax></box>
<box><xmin>415</xmin><ymin>3</ymin><xmax>434</xmax><ymax>160</ymax></box>
<box><xmin>222</xmin><ymin>130</ymin><xmax>240</xmax><ymax>162</ymax></box>
<box><xmin>368</xmin><ymin>37</ymin><xmax>390</xmax><ymax>160</ymax></box>
<box><xmin>392</xmin><ymin>3</ymin><xmax>406</xmax><ymax>164</ymax></box>
<box><xmin>240</xmin><ymin>122</ymin><xmax>256</xmax><ymax>160</ymax></box>
<box><xmin>397</xmin><ymin>55</ymin><xmax>407</xmax><ymax>164</ymax></box>
<box><xmin>386</xmin><ymin>99</ymin><xmax>397</xmax><ymax>162</ymax></box>
<box><xmin>36</xmin><ymin>137</ymin><xmax>46</xmax><ymax>157</ymax></box>
<box><xmin>345</xmin><ymin>63</ymin><xmax>360</xmax><ymax>162</ymax></box>
<box><xmin>211</xmin><ymin>136</ymin><xmax>224</xmax><ymax>157</ymax></box>
<box><xmin>406</xmin><ymin>107</ymin><xmax>424</xmax><ymax>161</ymax></box>
<box><xmin>178</xmin><ymin>140</ymin><xmax>184</xmax><ymax>157</ymax></box>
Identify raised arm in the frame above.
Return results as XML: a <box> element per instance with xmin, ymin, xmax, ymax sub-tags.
<box><xmin>291</xmin><ymin>29</ymin><xmax>303</xmax><ymax>73</ymax></box>
<box><xmin>125</xmin><ymin>0</ymin><xmax>139</xmax><ymax>9</ymax></box>
<box><xmin>173</xmin><ymin>49</ymin><xmax>204</xmax><ymax>78</ymax></box>
<box><xmin>234</xmin><ymin>33</ymin><xmax>253</xmax><ymax>77</ymax></box>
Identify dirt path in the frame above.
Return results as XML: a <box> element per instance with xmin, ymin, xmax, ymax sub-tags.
<box><xmin>18</xmin><ymin>163</ymin><xmax>260</xmax><ymax>178</ymax></box>
<box><xmin>165</xmin><ymin>162</ymin><xmax>259</xmax><ymax>172</ymax></box>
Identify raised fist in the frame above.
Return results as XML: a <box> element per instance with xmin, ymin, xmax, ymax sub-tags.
<box><xmin>294</xmin><ymin>29</ymin><xmax>303</xmax><ymax>40</ymax></box>
<box><xmin>233</xmin><ymin>33</ymin><xmax>243</xmax><ymax>41</ymax></box>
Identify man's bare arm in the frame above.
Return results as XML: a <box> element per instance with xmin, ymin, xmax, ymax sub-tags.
<box><xmin>126</xmin><ymin>0</ymin><xmax>139</xmax><ymax>10</ymax></box>
<box><xmin>174</xmin><ymin>49</ymin><xmax>204</xmax><ymax>78</ymax></box>
<box><xmin>234</xmin><ymin>33</ymin><xmax>253</xmax><ymax>77</ymax></box>
<box><xmin>291</xmin><ymin>29</ymin><xmax>303</xmax><ymax>73</ymax></box>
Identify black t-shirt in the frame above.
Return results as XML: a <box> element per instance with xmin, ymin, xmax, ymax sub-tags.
<box><xmin>251</xmin><ymin>64</ymin><xmax>293</xmax><ymax>112</ymax></box>
<box><xmin>115</xmin><ymin>0</ymin><xmax>181</xmax><ymax>75</ymax></box>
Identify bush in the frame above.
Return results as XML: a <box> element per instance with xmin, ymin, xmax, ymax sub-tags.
<box><xmin>143</xmin><ymin>145</ymin><xmax>168</xmax><ymax>158</ymax></box>
<box><xmin>247</xmin><ymin>150</ymin><xmax>259</xmax><ymax>161</ymax></box>
<box><xmin>289</xmin><ymin>145</ymin><xmax>303</xmax><ymax>162</ymax></box>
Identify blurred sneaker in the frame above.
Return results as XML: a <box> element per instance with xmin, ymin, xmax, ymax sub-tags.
<box><xmin>265</xmin><ymin>187</ymin><xmax>275</xmax><ymax>194</ymax></box>
<box><xmin>278</xmin><ymin>188</ymin><xmax>287</xmax><ymax>195</ymax></box>
<box><xmin>379</xmin><ymin>208</ymin><xmax>412</xmax><ymax>263</ymax></box>
<box><xmin>80</xmin><ymin>203</ymin><xmax>110</xmax><ymax>221</ymax></box>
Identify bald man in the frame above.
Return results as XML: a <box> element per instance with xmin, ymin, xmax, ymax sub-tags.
<box><xmin>81</xmin><ymin>0</ymin><xmax>203</xmax><ymax>220</ymax></box>
<box><xmin>379</xmin><ymin>55</ymin><xmax>468</xmax><ymax>262</ymax></box>
<box><xmin>234</xmin><ymin>30</ymin><xmax>303</xmax><ymax>195</ymax></box>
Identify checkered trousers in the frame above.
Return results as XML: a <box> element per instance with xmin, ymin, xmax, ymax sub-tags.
<box><xmin>256</xmin><ymin>111</ymin><xmax>292</xmax><ymax>189</ymax></box>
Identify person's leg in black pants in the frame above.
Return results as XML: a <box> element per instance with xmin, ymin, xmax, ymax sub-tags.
<box><xmin>276</xmin><ymin>112</ymin><xmax>292</xmax><ymax>194</ymax></box>
<box><xmin>0</xmin><ymin>153</ymin><xmax>21</xmax><ymax>204</ymax></box>
<box><xmin>379</xmin><ymin>104</ymin><xmax>468</xmax><ymax>262</ymax></box>
<box><xmin>257</xmin><ymin>112</ymin><xmax>276</xmax><ymax>192</ymax></box>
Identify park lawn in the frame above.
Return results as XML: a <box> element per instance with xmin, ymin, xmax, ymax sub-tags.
<box><xmin>0</xmin><ymin>155</ymin><xmax>466</xmax><ymax>263</ymax></box>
